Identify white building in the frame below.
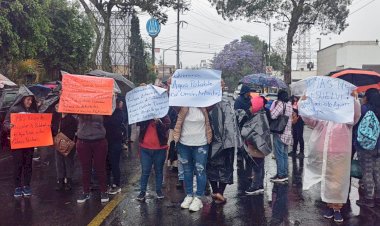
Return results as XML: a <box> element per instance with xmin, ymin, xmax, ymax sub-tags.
<box><xmin>317</xmin><ymin>41</ymin><xmax>380</xmax><ymax>76</ymax></box>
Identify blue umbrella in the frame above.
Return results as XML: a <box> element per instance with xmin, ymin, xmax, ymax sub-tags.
<box><xmin>239</xmin><ymin>73</ymin><xmax>288</xmax><ymax>89</ymax></box>
<box><xmin>28</xmin><ymin>84</ymin><xmax>52</xmax><ymax>99</ymax></box>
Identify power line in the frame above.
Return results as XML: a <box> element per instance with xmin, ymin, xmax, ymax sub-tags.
<box><xmin>187</xmin><ymin>23</ymin><xmax>236</xmax><ymax>40</ymax></box>
<box><xmin>349</xmin><ymin>0</ymin><xmax>376</xmax><ymax>15</ymax></box>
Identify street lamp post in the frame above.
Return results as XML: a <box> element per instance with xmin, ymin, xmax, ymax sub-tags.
<box><xmin>162</xmin><ymin>45</ymin><xmax>177</xmax><ymax>78</ymax></box>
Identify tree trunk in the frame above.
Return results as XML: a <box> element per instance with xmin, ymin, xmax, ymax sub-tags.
<box><xmin>79</xmin><ymin>0</ymin><xmax>101</xmax><ymax>70</ymax></box>
<box><xmin>102</xmin><ymin>15</ymin><xmax>112</xmax><ymax>72</ymax></box>
<box><xmin>284</xmin><ymin>30</ymin><xmax>294</xmax><ymax>85</ymax></box>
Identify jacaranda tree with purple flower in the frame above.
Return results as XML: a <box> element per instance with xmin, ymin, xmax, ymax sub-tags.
<box><xmin>213</xmin><ymin>39</ymin><xmax>263</xmax><ymax>89</ymax></box>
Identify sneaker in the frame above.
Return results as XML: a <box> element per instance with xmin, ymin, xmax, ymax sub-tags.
<box><xmin>77</xmin><ymin>193</ymin><xmax>90</xmax><ymax>203</ymax></box>
<box><xmin>136</xmin><ymin>192</ymin><xmax>146</xmax><ymax>201</ymax></box>
<box><xmin>156</xmin><ymin>190</ymin><xmax>164</xmax><ymax>199</ymax></box>
<box><xmin>323</xmin><ymin>208</ymin><xmax>334</xmax><ymax>219</ymax></box>
<box><xmin>189</xmin><ymin>197</ymin><xmax>203</xmax><ymax>212</ymax></box>
<box><xmin>181</xmin><ymin>196</ymin><xmax>194</xmax><ymax>209</ymax></box>
<box><xmin>22</xmin><ymin>186</ymin><xmax>32</xmax><ymax>197</ymax></box>
<box><xmin>270</xmin><ymin>174</ymin><xmax>278</xmax><ymax>180</ymax></box>
<box><xmin>14</xmin><ymin>187</ymin><xmax>23</xmax><ymax>198</ymax></box>
<box><xmin>356</xmin><ymin>198</ymin><xmax>375</xmax><ymax>208</ymax></box>
<box><xmin>108</xmin><ymin>186</ymin><xmax>121</xmax><ymax>195</ymax></box>
<box><xmin>245</xmin><ymin>186</ymin><xmax>264</xmax><ymax>195</ymax></box>
<box><xmin>333</xmin><ymin>210</ymin><xmax>343</xmax><ymax>223</ymax></box>
<box><xmin>271</xmin><ymin>176</ymin><xmax>288</xmax><ymax>183</ymax></box>
<box><xmin>101</xmin><ymin>192</ymin><xmax>109</xmax><ymax>203</ymax></box>
<box><xmin>297</xmin><ymin>153</ymin><xmax>305</xmax><ymax>158</ymax></box>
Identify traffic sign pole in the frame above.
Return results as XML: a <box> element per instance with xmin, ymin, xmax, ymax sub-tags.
<box><xmin>152</xmin><ymin>37</ymin><xmax>155</xmax><ymax>66</ymax></box>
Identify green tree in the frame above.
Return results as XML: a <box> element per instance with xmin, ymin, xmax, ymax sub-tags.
<box><xmin>79</xmin><ymin>0</ymin><xmax>178</xmax><ymax>72</ymax></box>
<box><xmin>0</xmin><ymin>0</ymin><xmax>51</xmax><ymax>73</ymax></box>
<box><xmin>129</xmin><ymin>13</ymin><xmax>148</xmax><ymax>84</ymax></box>
<box><xmin>209</xmin><ymin>0</ymin><xmax>352</xmax><ymax>84</ymax></box>
<box><xmin>39</xmin><ymin>0</ymin><xmax>94</xmax><ymax>79</ymax></box>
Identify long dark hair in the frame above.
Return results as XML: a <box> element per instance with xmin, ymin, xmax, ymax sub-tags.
<box><xmin>365</xmin><ymin>88</ymin><xmax>380</xmax><ymax>118</ymax></box>
<box><xmin>278</xmin><ymin>90</ymin><xmax>289</xmax><ymax>102</ymax></box>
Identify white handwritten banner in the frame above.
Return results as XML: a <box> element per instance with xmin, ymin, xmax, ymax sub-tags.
<box><xmin>126</xmin><ymin>85</ymin><xmax>169</xmax><ymax>124</ymax></box>
<box><xmin>169</xmin><ymin>69</ymin><xmax>222</xmax><ymax>107</ymax></box>
<box><xmin>291</xmin><ymin>76</ymin><xmax>357</xmax><ymax>123</ymax></box>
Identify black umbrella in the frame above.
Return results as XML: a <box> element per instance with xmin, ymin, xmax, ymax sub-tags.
<box><xmin>86</xmin><ymin>70</ymin><xmax>135</xmax><ymax>94</ymax></box>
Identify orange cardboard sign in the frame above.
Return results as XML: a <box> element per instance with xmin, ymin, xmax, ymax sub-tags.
<box><xmin>58</xmin><ymin>73</ymin><xmax>114</xmax><ymax>115</ymax></box>
<box><xmin>10</xmin><ymin>113</ymin><xmax>53</xmax><ymax>149</ymax></box>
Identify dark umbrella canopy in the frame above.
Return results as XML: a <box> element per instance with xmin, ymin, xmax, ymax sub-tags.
<box><xmin>86</xmin><ymin>70</ymin><xmax>135</xmax><ymax>94</ymax></box>
<box><xmin>239</xmin><ymin>73</ymin><xmax>288</xmax><ymax>89</ymax></box>
<box><xmin>28</xmin><ymin>84</ymin><xmax>52</xmax><ymax>100</ymax></box>
<box><xmin>328</xmin><ymin>68</ymin><xmax>380</xmax><ymax>92</ymax></box>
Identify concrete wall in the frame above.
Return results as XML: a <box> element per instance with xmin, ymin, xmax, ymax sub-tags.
<box><xmin>317</xmin><ymin>44</ymin><xmax>341</xmax><ymax>76</ymax></box>
<box><xmin>291</xmin><ymin>70</ymin><xmax>317</xmax><ymax>82</ymax></box>
<box><xmin>317</xmin><ymin>41</ymin><xmax>380</xmax><ymax>75</ymax></box>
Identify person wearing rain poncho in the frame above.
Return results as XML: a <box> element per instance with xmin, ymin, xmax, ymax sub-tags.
<box><xmin>300</xmin><ymin>92</ymin><xmax>361</xmax><ymax>223</ymax></box>
<box><xmin>207</xmin><ymin>80</ymin><xmax>242</xmax><ymax>204</ymax></box>
<box><xmin>3</xmin><ymin>86</ymin><xmax>38</xmax><ymax>198</ymax></box>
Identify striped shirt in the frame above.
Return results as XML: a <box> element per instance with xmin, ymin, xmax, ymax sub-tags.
<box><xmin>270</xmin><ymin>101</ymin><xmax>293</xmax><ymax>145</ymax></box>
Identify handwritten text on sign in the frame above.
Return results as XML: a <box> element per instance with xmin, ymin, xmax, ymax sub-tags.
<box><xmin>126</xmin><ymin>85</ymin><xmax>169</xmax><ymax>124</ymax></box>
<box><xmin>59</xmin><ymin>74</ymin><xmax>114</xmax><ymax>115</ymax></box>
<box><xmin>296</xmin><ymin>76</ymin><xmax>356</xmax><ymax>123</ymax></box>
<box><xmin>11</xmin><ymin>113</ymin><xmax>53</xmax><ymax>149</ymax></box>
<box><xmin>169</xmin><ymin>69</ymin><xmax>222</xmax><ymax>107</ymax></box>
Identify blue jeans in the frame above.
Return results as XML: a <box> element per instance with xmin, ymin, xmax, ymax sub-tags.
<box><xmin>140</xmin><ymin>148</ymin><xmax>166</xmax><ymax>193</ymax></box>
<box><xmin>177</xmin><ymin>143</ymin><xmax>209</xmax><ymax>197</ymax></box>
<box><xmin>178</xmin><ymin>160</ymin><xmax>184</xmax><ymax>180</ymax></box>
<box><xmin>273</xmin><ymin>135</ymin><xmax>288</xmax><ymax>177</ymax></box>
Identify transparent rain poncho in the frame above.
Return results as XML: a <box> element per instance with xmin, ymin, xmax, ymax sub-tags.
<box><xmin>302</xmin><ymin>101</ymin><xmax>361</xmax><ymax>203</ymax></box>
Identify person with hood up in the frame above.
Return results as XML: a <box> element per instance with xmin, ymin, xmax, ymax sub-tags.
<box><xmin>104</xmin><ymin>98</ymin><xmax>125</xmax><ymax>195</ymax></box>
<box><xmin>4</xmin><ymin>86</ymin><xmax>38</xmax><ymax>197</ymax></box>
<box><xmin>207</xmin><ymin>80</ymin><xmax>241</xmax><ymax>204</ymax></box>
<box><xmin>301</xmin><ymin>91</ymin><xmax>361</xmax><ymax>223</ymax></box>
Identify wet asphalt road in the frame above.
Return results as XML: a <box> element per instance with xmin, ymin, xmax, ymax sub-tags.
<box><xmin>1</xmin><ymin>106</ymin><xmax>380</xmax><ymax>225</ymax></box>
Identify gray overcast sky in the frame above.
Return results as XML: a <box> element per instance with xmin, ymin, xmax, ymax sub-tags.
<box><xmin>139</xmin><ymin>0</ymin><xmax>380</xmax><ymax>69</ymax></box>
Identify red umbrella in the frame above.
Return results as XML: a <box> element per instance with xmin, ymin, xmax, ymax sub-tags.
<box><xmin>328</xmin><ymin>68</ymin><xmax>380</xmax><ymax>92</ymax></box>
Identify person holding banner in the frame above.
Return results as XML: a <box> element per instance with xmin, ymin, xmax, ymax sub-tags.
<box><xmin>301</xmin><ymin>92</ymin><xmax>361</xmax><ymax>223</ymax></box>
<box><xmin>136</xmin><ymin>115</ymin><xmax>171</xmax><ymax>201</ymax></box>
<box><xmin>173</xmin><ymin>107</ymin><xmax>213</xmax><ymax>212</ymax></box>
<box><xmin>207</xmin><ymin>80</ymin><xmax>241</xmax><ymax>203</ymax></box>
<box><xmin>3</xmin><ymin>86</ymin><xmax>38</xmax><ymax>197</ymax></box>
<box><xmin>76</xmin><ymin>115</ymin><xmax>109</xmax><ymax>203</ymax></box>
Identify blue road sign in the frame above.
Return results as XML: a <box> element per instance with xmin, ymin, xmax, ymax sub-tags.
<box><xmin>146</xmin><ymin>18</ymin><xmax>161</xmax><ymax>37</ymax></box>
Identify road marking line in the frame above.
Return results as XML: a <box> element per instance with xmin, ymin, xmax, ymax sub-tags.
<box><xmin>88</xmin><ymin>173</ymin><xmax>140</xmax><ymax>226</ymax></box>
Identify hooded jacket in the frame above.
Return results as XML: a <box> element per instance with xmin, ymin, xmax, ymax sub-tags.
<box><xmin>4</xmin><ymin>86</ymin><xmax>38</xmax><ymax>132</ymax></box>
<box><xmin>234</xmin><ymin>84</ymin><xmax>252</xmax><ymax>114</ymax></box>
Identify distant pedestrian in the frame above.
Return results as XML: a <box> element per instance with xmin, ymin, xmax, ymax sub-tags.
<box><xmin>104</xmin><ymin>98</ymin><xmax>124</xmax><ymax>195</ymax></box>
<box><xmin>207</xmin><ymin>80</ymin><xmax>241</xmax><ymax>203</ymax></box>
<box><xmin>174</xmin><ymin>106</ymin><xmax>213</xmax><ymax>212</ymax></box>
<box><xmin>136</xmin><ymin>115</ymin><xmax>171</xmax><ymax>201</ymax></box>
<box><xmin>355</xmin><ymin>89</ymin><xmax>380</xmax><ymax>208</ymax></box>
<box><xmin>302</xmin><ymin>92</ymin><xmax>361</xmax><ymax>223</ymax></box>
<box><xmin>4</xmin><ymin>86</ymin><xmax>38</xmax><ymax>197</ymax></box>
<box><xmin>290</xmin><ymin>108</ymin><xmax>305</xmax><ymax>158</ymax></box>
<box><xmin>76</xmin><ymin>115</ymin><xmax>109</xmax><ymax>203</ymax></box>
<box><xmin>270</xmin><ymin>90</ymin><xmax>293</xmax><ymax>183</ymax></box>
<box><xmin>52</xmin><ymin>103</ymin><xmax>78</xmax><ymax>191</ymax></box>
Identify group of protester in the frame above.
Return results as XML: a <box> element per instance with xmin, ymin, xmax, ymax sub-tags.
<box><xmin>3</xmin><ymin>75</ymin><xmax>380</xmax><ymax>224</ymax></box>
<box><xmin>4</xmin><ymin>87</ymin><xmax>126</xmax><ymax>203</ymax></box>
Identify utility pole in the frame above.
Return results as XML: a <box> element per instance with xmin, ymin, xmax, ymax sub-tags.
<box><xmin>317</xmin><ymin>38</ymin><xmax>321</xmax><ymax>50</ymax></box>
<box><xmin>268</xmin><ymin>23</ymin><xmax>271</xmax><ymax>67</ymax></box>
<box><xmin>176</xmin><ymin>0</ymin><xmax>180</xmax><ymax>70</ymax></box>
